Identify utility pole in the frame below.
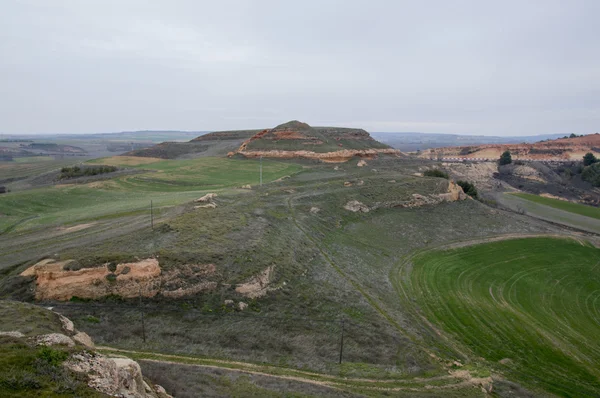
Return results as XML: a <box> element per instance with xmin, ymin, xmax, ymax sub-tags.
<box><xmin>139</xmin><ymin>288</ymin><xmax>146</xmax><ymax>343</ymax></box>
<box><xmin>150</xmin><ymin>200</ymin><xmax>154</xmax><ymax>230</ymax></box>
<box><xmin>260</xmin><ymin>156</ymin><xmax>263</xmax><ymax>186</ymax></box>
<box><xmin>339</xmin><ymin>318</ymin><xmax>345</xmax><ymax>364</ymax></box>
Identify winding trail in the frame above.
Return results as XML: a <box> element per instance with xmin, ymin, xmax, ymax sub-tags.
<box><xmin>97</xmin><ymin>346</ymin><xmax>490</xmax><ymax>395</ymax></box>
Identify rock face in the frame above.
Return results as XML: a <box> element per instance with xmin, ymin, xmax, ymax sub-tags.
<box><xmin>235</xmin><ymin>148</ymin><xmax>401</xmax><ymax>163</ymax></box>
<box><xmin>421</xmin><ymin>133</ymin><xmax>600</xmax><ymax>161</ymax></box>
<box><xmin>66</xmin><ymin>352</ymin><xmax>171</xmax><ymax>398</ymax></box>
<box><xmin>22</xmin><ymin>259</ymin><xmax>218</xmax><ymax>301</ymax></box>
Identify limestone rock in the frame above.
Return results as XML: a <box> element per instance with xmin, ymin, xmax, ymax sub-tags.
<box><xmin>344</xmin><ymin>200</ymin><xmax>369</xmax><ymax>213</ymax></box>
<box><xmin>0</xmin><ymin>331</ymin><xmax>25</xmax><ymax>338</ymax></box>
<box><xmin>35</xmin><ymin>333</ymin><xmax>75</xmax><ymax>347</ymax></box>
<box><xmin>58</xmin><ymin>314</ymin><xmax>75</xmax><ymax>333</ymax></box>
<box><xmin>241</xmin><ymin>184</ymin><xmax>252</xmax><ymax>189</ymax></box>
<box><xmin>238</xmin><ymin>302</ymin><xmax>248</xmax><ymax>311</ymax></box>
<box><xmin>343</xmin><ymin>181</ymin><xmax>353</xmax><ymax>187</ymax></box>
<box><xmin>73</xmin><ymin>331</ymin><xmax>95</xmax><ymax>348</ymax></box>
<box><xmin>194</xmin><ymin>202</ymin><xmax>217</xmax><ymax>209</ymax></box>
<box><xmin>235</xmin><ymin>266</ymin><xmax>275</xmax><ymax>298</ymax></box>
<box><xmin>309</xmin><ymin>207</ymin><xmax>320</xmax><ymax>214</ymax></box>
<box><xmin>357</xmin><ymin>159</ymin><xmax>367</xmax><ymax>167</ymax></box>
<box><xmin>194</xmin><ymin>193</ymin><xmax>217</xmax><ymax>203</ymax></box>
<box><xmin>65</xmin><ymin>352</ymin><xmax>171</xmax><ymax>398</ymax></box>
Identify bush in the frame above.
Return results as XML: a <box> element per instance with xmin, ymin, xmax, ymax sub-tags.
<box><xmin>583</xmin><ymin>152</ymin><xmax>597</xmax><ymax>166</ymax></box>
<box><xmin>582</xmin><ymin>163</ymin><xmax>600</xmax><ymax>186</ymax></box>
<box><xmin>59</xmin><ymin>165</ymin><xmax>117</xmax><ymax>180</ymax></box>
<box><xmin>37</xmin><ymin>347</ymin><xmax>69</xmax><ymax>367</ymax></box>
<box><xmin>499</xmin><ymin>151</ymin><xmax>512</xmax><ymax>165</ymax></box>
<box><xmin>457</xmin><ymin>180</ymin><xmax>478</xmax><ymax>198</ymax></box>
<box><xmin>423</xmin><ymin>169</ymin><xmax>449</xmax><ymax>179</ymax></box>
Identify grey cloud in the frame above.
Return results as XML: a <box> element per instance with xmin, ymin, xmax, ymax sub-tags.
<box><xmin>0</xmin><ymin>0</ymin><xmax>598</xmax><ymax>135</ymax></box>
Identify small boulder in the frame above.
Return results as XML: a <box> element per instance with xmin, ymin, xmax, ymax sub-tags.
<box><xmin>73</xmin><ymin>331</ymin><xmax>95</xmax><ymax>348</ymax></box>
<box><xmin>35</xmin><ymin>333</ymin><xmax>75</xmax><ymax>347</ymax></box>
<box><xmin>357</xmin><ymin>180</ymin><xmax>364</xmax><ymax>186</ymax></box>
<box><xmin>58</xmin><ymin>314</ymin><xmax>75</xmax><ymax>334</ymax></box>
<box><xmin>194</xmin><ymin>193</ymin><xmax>217</xmax><ymax>203</ymax></box>
<box><xmin>241</xmin><ymin>184</ymin><xmax>252</xmax><ymax>189</ymax></box>
<box><xmin>309</xmin><ymin>207</ymin><xmax>320</xmax><ymax>214</ymax></box>
<box><xmin>344</xmin><ymin>181</ymin><xmax>353</xmax><ymax>187</ymax></box>
<box><xmin>357</xmin><ymin>160</ymin><xmax>367</xmax><ymax>167</ymax></box>
<box><xmin>344</xmin><ymin>200</ymin><xmax>369</xmax><ymax>213</ymax></box>
<box><xmin>238</xmin><ymin>302</ymin><xmax>248</xmax><ymax>311</ymax></box>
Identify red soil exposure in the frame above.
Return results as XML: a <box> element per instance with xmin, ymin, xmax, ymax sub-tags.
<box><xmin>236</xmin><ymin>148</ymin><xmax>401</xmax><ymax>163</ymax></box>
<box><xmin>273</xmin><ymin>130</ymin><xmax>309</xmax><ymax>140</ymax></box>
<box><xmin>421</xmin><ymin>133</ymin><xmax>600</xmax><ymax>161</ymax></box>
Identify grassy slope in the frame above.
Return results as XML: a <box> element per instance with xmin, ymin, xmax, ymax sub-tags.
<box><xmin>512</xmin><ymin>192</ymin><xmax>600</xmax><ymax>220</ymax></box>
<box><xmin>0</xmin><ymin>301</ymin><xmax>105</xmax><ymax>397</ymax></box>
<box><xmin>0</xmin><ymin>155</ymin><xmax>567</xmax><ymax>395</ymax></box>
<box><xmin>409</xmin><ymin>237</ymin><xmax>600</xmax><ymax>397</ymax></box>
<box><xmin>0</xmin><ymin>157</ymin><xmax>302</xmax><ymax>233</ymax></box>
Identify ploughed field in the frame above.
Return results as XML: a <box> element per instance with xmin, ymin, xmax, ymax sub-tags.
<box><xmin>408</xmin><ymin>237</ymin><xmax>600</xmax><ymax>397</ymax></box>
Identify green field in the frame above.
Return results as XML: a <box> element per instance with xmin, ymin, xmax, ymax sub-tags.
<box><xmin>409</xmin><ymin>237</ymin><xmax>600</xmax><ymax>396</ymax></box>
<box><xmin>0</xmin><ymin>157</ymin><xmax>302</xmax><ymax>232</ymax></box>
<box><xmin>512</xmin><ymin>192</ymin><xmax>600</xmax><ymax>220</ymax></box>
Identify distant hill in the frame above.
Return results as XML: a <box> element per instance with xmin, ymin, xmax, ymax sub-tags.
<box><xmin>419</xmin><ymin>133</ymin><xmax>600</xmax><ymax>161</ymax></box>
<box><xmin>373</xmin><ymin>132</ymin><xmax>572</xmax><ymax>152</ymax></box>
<box><xmin>126</xmin><ymin>130</ymin><xmax>257</xmax><ymax>159</ymax></box>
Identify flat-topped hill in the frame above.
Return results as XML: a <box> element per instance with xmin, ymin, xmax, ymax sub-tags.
<box><xmin>230</xmin><ymin>120</ymin><xmax>400</xmax><ymax>162</ymax></box>
<box><xmin>127</xmin><ymin>121</ymin><xmax>400</xmax><ymax>161</ymax></box>
<box><xmin>239</xmin><ymin>120</ymin><xmax>390</xmax><ymax>153</ymax></box>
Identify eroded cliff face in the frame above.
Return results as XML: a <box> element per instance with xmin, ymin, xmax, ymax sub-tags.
<box><xmin>232</xmin><ymin>148</ymin><xmax>402</xmax><ymax>162</ymax></box>
<box><xmin>420</xmin><ymin>133</ymin><xmax>600</xmax><ymax>161</ymax></box>
<box><xmin>21</xmin><ymin>259</ymin><xmax>217</xmax><ymax>301</ymax></box>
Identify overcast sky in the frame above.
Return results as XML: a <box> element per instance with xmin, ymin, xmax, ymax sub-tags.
<box><xmin>1</xmin><ymin>1</ymin><xmax>599</xmax><ymax>136</ymax></box>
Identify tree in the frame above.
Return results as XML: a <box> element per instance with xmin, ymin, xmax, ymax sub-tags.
<box><xmin>570</xmin><ymin>133</ymin><xmax>577</xmax><ymax>138</ymax></box>
<box><xmin>583</xmin><ymin>152</ymin><xmax>597</xmax><ymax>166</ymax></box>
<box><xmin>456</xmin><ymin>180</ymin><xmax>478</xmax><ymax>198</ymax></box>
<box><xmin>499</xmin><ymin>150</ymin><xmax>512</xmax><ymax>165</ymax></box>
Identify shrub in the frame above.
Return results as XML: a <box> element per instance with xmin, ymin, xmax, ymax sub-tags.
<box><xmin>423</xmin><ymin>169</ymin><xmax>449</xmax><ymax>179</ymax></box>
<box><xmin>582</xmin><ymin>163</ymin><xmax>600</xmax><ymax>186</ymax></box>
<box><xmin>457</xmin><ymin>180</ymin><xmax>478</xmax><ymax>198</ymax></box>
<box><xmin>37</xmin><ymin>346</ymin><xmax>69</xmax><ymax>367</ymax></box>
<box><xmin>583</xmin><ymin>152</ymin><xmax>597</xmax><ymax>166</ymax></box>
<box><xmin>499</xmin><ymin>151</ymin><xmax>512</xmax><ymax>165</ymax></box>
<box><xmin>106</xmin><ymin>262</ymin><xmax>117</xmax><ymax>273</ymax></box>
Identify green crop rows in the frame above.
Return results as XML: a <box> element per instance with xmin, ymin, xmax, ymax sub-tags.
<box><xmin>409</xmin><ymin>237</ymin><xmax>600</xmax><ymax>396</ymax></box>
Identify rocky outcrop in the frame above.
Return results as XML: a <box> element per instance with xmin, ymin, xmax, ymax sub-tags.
<box><xmin>195</xmin><ymin>193</ymin><xmax>217</xmax><ymax>203</ymax></box>
<box><xmin>344</xmin><ymin>201</ymin><xmax>370</xmax><ymax>213</ymax></box>
<box><xmin>35</xmin><ymin>333</ymin><xmax>75</xmax><ymax>347</ymax></box>
<box><xmin>22</xmin><ymin>259</ymin><xmax>218</xmax><ymax>301</ymax></box>
<box><xmin>234</xmin><ymin>148</ymin><xmax>401</xmax><ymax>163</ymax></box>
<box><xmin>421</xmin><ymin>133</ymin><xmax>600</xmax><ymax>161</ymax></box>
<box><xmin>235</xmin><ymin>266</ymin><xmax>276</xmax><ymax>298</ymax></box>
<box><xmin>65</xmin><ymin>351</ymin><xmax>171</xmax><ymax>398</ymax></box>
<box><xmin>398</xmin><ymin>181</ymin><xmax>467</xmax><ymax>208</ymax></box>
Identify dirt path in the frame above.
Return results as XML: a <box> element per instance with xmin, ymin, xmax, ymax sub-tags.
<box><xmin>97</xmin><ymin>346</ymin><xmax>487</xmax><ymax>394</ymax></box>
